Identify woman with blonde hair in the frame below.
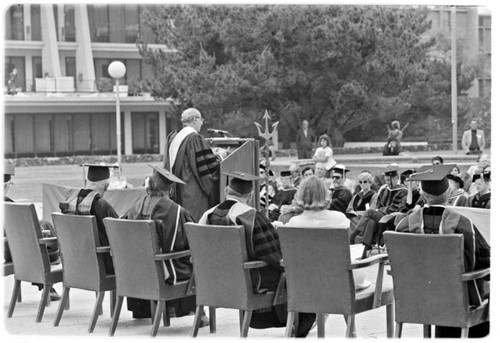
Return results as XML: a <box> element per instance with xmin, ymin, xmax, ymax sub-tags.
<box><xmin>347</xmin><ymin>171</ymin><xmax>376</xmax><ymax>213</ymax></box>
<box><xmin>284</xmin><ymin>175</ymin><xmax>370</xmax><ymax>291</ymax></box>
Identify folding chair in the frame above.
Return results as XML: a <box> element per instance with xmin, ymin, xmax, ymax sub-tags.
<box><xmin>51</xmin><ymin>213</ymin><xmax>116</xmax><ymax>332</ymax></box>
<box><xmin>185</xmin><ymin>223</ymin><xmax>286</xmax><ymax>338</ymax></box>
<box><xmin>4</xmin><ymin>203</ymin><xmax>63</xmax><ymax>322</ymax></box>
<box><xmin>384</xmin><ymin>232</ymin><xmax>489</xmax><ymax>338</ymax></box>
<box><xmin>279</xmin><ymin>226</ymin><xmax>394</xmax><ymax>338</ymax></box>
<box><xmin>103</xmin><ymin>218</ymin><xmax>196</xmax><ymax>337</ymax></box>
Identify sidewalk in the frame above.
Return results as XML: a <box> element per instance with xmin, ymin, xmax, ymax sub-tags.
<box><xmin>3</xmin><ymin>264</ymin><xmax>422</xmax><ymax>340</ymax></box>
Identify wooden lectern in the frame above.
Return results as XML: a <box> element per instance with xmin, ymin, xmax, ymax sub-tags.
<box><xmin>207</xmin><ymin>137</ymin><xmax>260</xmax><ymax>209</ymax></box>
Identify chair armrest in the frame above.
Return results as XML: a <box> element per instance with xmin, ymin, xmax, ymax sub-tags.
<box><xmin>39</xmin><ymin>237</ymin><xmax>57</xmax><ymax>245</ymax></box>
<box><xmin>243</xmin><ymin>261</ymin><xmax>269</xmax><ymax>269</ymax></box>
<box><xmin>462</xmin><ymin>268</ymin><xmax>490</xmax><ymax>281</ymax></box>
<box><xmin>155</xmin><ymin>250</ymin><xmax>191</xmax><ymax>261</ymax></box>
<box><xmin>350</xmin><ymin>254</ymin><xmax>390</xmax><ymax>309</ymax></box>
<box><xmin>96</xmin><ymin>246</ymin><xmax>111</xmax><ymax>254</ymax></box>
<box><xmin>349</xmin><ymin>254</ymin><xmax>388</xmax><ymax>270</ymax></box>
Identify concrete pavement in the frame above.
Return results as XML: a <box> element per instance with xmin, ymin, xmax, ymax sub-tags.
<box><xmin>3</xmin><ymin>263</ymin><xmax>423</xmax><ymax>339</ymax></box>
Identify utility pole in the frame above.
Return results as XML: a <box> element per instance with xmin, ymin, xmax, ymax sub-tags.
<box><xmin>451</xmin><ymin>6</ymin><xmax>458</xmax><ymax>154</ymax></box>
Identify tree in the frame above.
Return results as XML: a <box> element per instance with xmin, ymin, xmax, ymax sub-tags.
<box><xmin>138</xmin><ymin>5</ymin><xmax>435</xmax><ymax>146</ymax></box>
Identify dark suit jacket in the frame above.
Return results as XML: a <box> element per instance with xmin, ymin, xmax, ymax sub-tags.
<box><xmin>296</xmin><ymin>128</ymin><xmax>316</xmax><ymax>158</ymax></box>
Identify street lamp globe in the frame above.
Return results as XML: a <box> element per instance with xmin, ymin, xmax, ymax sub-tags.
<box><xmin>108</xmin><ymin>61</ymin><xmax>126</xmax><ymax>79</ymax></box>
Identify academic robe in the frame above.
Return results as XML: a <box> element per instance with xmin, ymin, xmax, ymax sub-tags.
<box><xmin>375</xmin><ymin>183</ymin><xmax>408</xmax><ymax>215</ymax></box>
<box><xmin>269</xmin><ymin>188</ymin><xmax>297</xmax><ymax>221</ymax></box>
<box><xmin>123</xmin><ymin>195</ymin><xmax>196</xmax><ymax>318</ymax></box>
<box><xmin>163</xmin><ymin>129</ymin><xmax>220</xmax><ymax>221</ymax></box>
<box><xmin>124</xmin><ymin>195</ymin><xmax>195</xmax><ymax>284</ymax></box>
<box><xmin>396</xmin><ymin>206</ymin><xmax>490</xmax><ymax>309</ymax></box>
<box><xmin>199</xmin><ymin>199</ymin><xmax>282</xmax><ymax>293</ymax></box>
<box><xmin>199</xmin><ymin>199</ymin><xmax>316</xmax><ymax>335</ymax></box>
<box><xmin>351</xmin><ymin>184</ymin><xmax>408</xmax><ymax>247</ymax></box>
<box><xmin>348</xmin><ymin>189</ymin><xmax>376</xmax><ymax>212</ymax></box>
<box><xmin>329</xmin><ymin>186</ymin><xmax>353</xmax><ymax>214</ymax></box>
<box><xmin>467</xmin><ymin>192</ymin><xmax>491</xmax><ymax>209</ymax></box>
<box><xmin>60</xmin><ymin>189</ymin><xmax>118</xmax><ymax>274</ymax></box>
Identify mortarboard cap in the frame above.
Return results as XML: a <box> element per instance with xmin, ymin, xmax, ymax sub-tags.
<box><xmin>447</xmin><ymin>174</ymin><xmax>464</xmax><ymax>189</ymax></box>
<box><xmin>400</xmin><ymin>169</ymin><xmax>415</xmax><ymax>176</ymax></box>
<box><xmin>472</xmin><ymin>169</ymin><xmax>491</xmax><ymax>182</ymax></box>
<box><xmin>148</xmin><ymin>164</ymin><xmax>185</xmax><ymax>185</ymax></box>
<box><xmin>384</xmin><ymin>164</ymin><xmax>400</xmax><ymax>177</ymax></box>
<box><xmin>81</xmin><ymin>163</ymin><xmax>112</xmax><ymax>182</ymax></box>
<box><xmin>409</xmin><ymin>164</ymin><xmax>454</xmax><ymax>195</ymax></box>
<box><xmin>223</xmin><ymin>171</ymin><xmax>259</xmax><ymax>195</ymax></box>
<box><xmin>280</xmin><ymin>170</ymin><xmax>292</xmax><ymax>177</ymax></box>
<box><xmin>330</xmin><ymin>164</ymin><xmax>350</xmax><ymax>174</ymax></box>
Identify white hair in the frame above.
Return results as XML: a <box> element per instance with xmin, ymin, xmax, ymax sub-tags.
<box><xmin>181</xmin><ymin>108</ymin><xmax>201</xmax><ymax>124</ymax></box>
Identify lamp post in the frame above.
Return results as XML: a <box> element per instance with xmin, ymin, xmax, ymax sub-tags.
<box><xmin>108</xmin><ymin>61</ymin><xmax>126</xmax><ymax>166</ymax></box>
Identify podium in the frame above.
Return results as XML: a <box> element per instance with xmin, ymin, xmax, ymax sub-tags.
<box><xmin>207</xmin><ymin>137</ymin><xmax>260</xmax><ymax>209</ymax></box>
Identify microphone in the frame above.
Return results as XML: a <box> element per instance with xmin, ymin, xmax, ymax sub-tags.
<box><xmin>207</xmin><ymin>128</ymin><xmax>231</xmax><ymax>137</ymax></box>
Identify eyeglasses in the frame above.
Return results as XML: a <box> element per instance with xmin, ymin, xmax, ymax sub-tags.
<box><xmin>332</xmin><ymin>175</ymin><xmax>342</xmax><ymax>180</ymax></box>
<box><xmin>359</xmin><ymin>180</ymin><xmax>369</xmax><ymax>184</ymax></box>
<box><xmin>194</xmin><ymin>116</ymin><xmax>204</xmax><ymax>123</ymax></box>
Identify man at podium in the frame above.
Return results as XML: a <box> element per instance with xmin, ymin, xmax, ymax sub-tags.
<box><xmin>163</xmin><ymin>108</ymin><xmax>228</xmax><ymax>221</ymax></box>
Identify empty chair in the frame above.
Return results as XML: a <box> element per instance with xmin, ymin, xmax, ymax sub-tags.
<box><xmin>51</xmin><ymin>213</ymin><xmax>116</xmax><ymax>332</ymax></box>
<box><xmin>4</xmin><ymin>203</ymin><xmax>63</xmax><ymax>322</ymax></box>
<box><xmin>279</xmin><ymin>226</ymin><xmax>394</xmax><ymax>338</ymax></box>
<box><xmin>384</xmin><ymin>232</ymin><xmax>489</xmax><ymax>338</ymax></box>
<box><xmin>103</xmin><ymin>218</ymin><xmax>196</xmax><ymax>337</ymax></box>
<box><xmin>184</xmin><ymin>223</ymin><xmax>287</xmax><ymax>338</ymax></box>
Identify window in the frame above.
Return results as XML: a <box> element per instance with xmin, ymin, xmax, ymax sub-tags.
<box><xmin>88</xmin><ymin>4</ymin><xmax>110</xmax><ymax>42</ymax></box>
<box><xmin>94</xmin><ymin>58</ymin><xmax>144</xmax><ymax>85</ymax></box>
<box><xmin>132</xmin><ymin>112</ymin><xmax>159</xmax><ymax>154</ymax></box>
<box><xmin>32</xmin><ymin>57</ymin><xmax>42</xmax><ymax>91</ymax></box>
<box><xmin>65</xmin><ymin>57</ymin><xmax>76</xmax><ymax>88</ymax></box>
<box><xmin>125</xmin><ymin>4</ymin><xmax>140</xmax><ymax>43</ymax></box>
<box><xmin>64</xmin><ymin>4</ymin><xmax>76</xmax><ymax>42</ymax></box>
<box><xmin>478</xmin><ymin>15</ymin><xmax>491</xmax><ymax>52</ymax></box>
<box><xmin>31</xmin><ymin>4</ymin><xmax>42</xmax><ymax>41</ymax></box>
<box><xmin>5</xmin><ymin>57</ymin><xmax>26</xmax><ymax>92</ymax></box>
<box><xmin>5</xmin><ymin>5</ymin><xmax>24</xmax><ymax>40</ymax></box>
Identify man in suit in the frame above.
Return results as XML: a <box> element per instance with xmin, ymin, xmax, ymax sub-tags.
<box><xmin>295</xmin><ymin>120</ymin><xmax>316</xmax><ymax>159</ymax></box>
<box><xmin>462</xmin><ymin>119</ymin><xmax>486</xmax><ymax>155</ymax></box>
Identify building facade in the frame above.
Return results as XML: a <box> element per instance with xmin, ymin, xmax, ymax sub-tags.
<box><xmin>3</xmin><ymin>4</ymin><xmax>492</xmax><ymax>158</ymax></box>
<box><xmin>3</xmin><ymin>3</ymin><xmax>180</xmax><ymax>158</ymax></box>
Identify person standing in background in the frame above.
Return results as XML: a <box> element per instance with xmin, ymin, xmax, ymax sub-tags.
<box><xmin>462</xmin><ymin>119</ymin><xmax>486</xmax><ymax>155</ymax></box>
<box><xmin>296</xmin><ymin>120</ymin><xmax>316</xmax><ymax>159</ymax></box>
<box><xmin>313</xmin><ymin>134</ymin><xmax>336</xmax><ymax>170</ymax></box>
<box><xmin>7</xmin><ymin>67</ymin><xmax>18</xmax><ymax>94</ymax></box>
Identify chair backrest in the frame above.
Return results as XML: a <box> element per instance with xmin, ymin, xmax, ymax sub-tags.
<box><xmin>383</xmin><ymin>232</ymin><xmax>469</xmax><ymax>327</ymax></box>
<box><xmin>184</xmin><ymin>223</ymin><xmax>254</xmax><ymax>309</ymax></box>
<box><xmin>51</xmin><ymin>213</ymin><xmax>104</xmax><ymax>290</ymax></box>
<box><xmin>3</xmin><ymin>203</ymin><xmax>51</xmax><ymax>283</ymax></box>
<box><xmin>103</xmin><ymin>218</ymin><xmax>164</xmax><ymax>299</ymax></box>
<box><xmin>278</xmin><ymin>226</ymin><xmax>355</xmax><ymax>314</ymax></box>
